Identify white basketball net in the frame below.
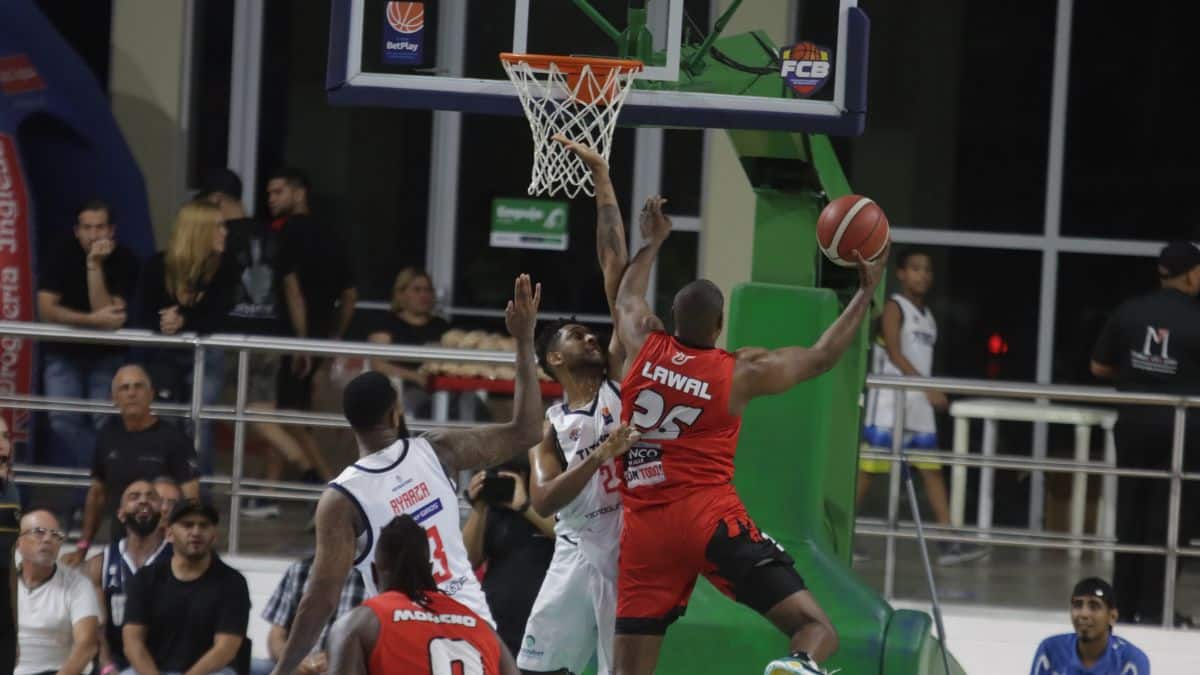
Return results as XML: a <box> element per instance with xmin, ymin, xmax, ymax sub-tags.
<box><xmin>502</xmin><ymin>56</ymin><xmax>641</xmax><ymax>198</ymax></box>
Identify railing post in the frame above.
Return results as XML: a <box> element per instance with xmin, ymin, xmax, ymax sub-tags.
<box><xmin>228</xmin><ymin>349</ymin><xmax>250</xmax><ymax>555</ymax></box>
<box><xmin>190</xmin><ymin>340</ymin><xmax>205</xmax><ymax>453</ymax></box>
<box><xmin>1163</xmin><ymin>403</ymin><xmax>1186</xmax><ymax>627</ymax></box>
<box><xmin>884</xmin><ymin>386</ymin><xmax>907</xmax><ymax>601</ymax></box>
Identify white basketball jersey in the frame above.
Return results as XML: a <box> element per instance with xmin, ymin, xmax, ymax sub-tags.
<box><xmin>330</xmin><ymin>437</ymin><xmax>493</xmax><ymax>626</ymax></box>
<box><xmin>865</xmin><ymin>294</ymin><xmax>938</xmax><ymax>433</ymax></box>
<box><xmin>545</xmin><ymin>380</ymin><xmax>624</xmax><ymax>577</ymax></box>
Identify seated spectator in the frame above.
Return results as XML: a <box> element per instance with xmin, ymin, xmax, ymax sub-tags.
<box><xmin>36</xmin><ymin>199</ymin><xmax>139</xmax><ymax>515</ymax></box>
<box><xmin>251</xmin><ymin>555</ymin><xmax>366</xmax><ymax>675</ymax></box>
<box><xmin>63</xmin><ymin>365</ymin><xmax>200</xmax><ymax>567</ymax></box>
<box><xmin>15</xmin><ymin>509</ymin><xmax>100</xmax><ymax>675</ymax></box>
<box><xmin>140</xmin><ymin>200</ymin><xmax>238</xmax><ymax>472</ymax></box>
<box><xmin>368</xmin><ymin>268</ymin><xmax>448</xmax><ymax>406</ymax></box>
<box><xmin>1</xmin><ymin>417</ymin><xmax>19</xmax><ymax>673</ymax></box>
<box><xmin>84</xmin><ymin>480</ymin><xmax>173</xmax><ymax>675</ymax></box>
<box><xmin>122</xmin><ymin>500</ymin><xmax>250</xmax><ymax>675</ymax></box>
<box><xmin>1030</xmin><ymin>577</ymin><xmax>1150</xmax><ymax>674</ymax></box>
<box><xmin>153</xmin><ymin>476</ymin><xmax>183</xmax><ymax>523</ymax></box>
<box><xmin>200</xmin><ymin>169</ymin><xmax>331</xmax><ymax>520</ymax></box>
<box><xmin>462</xmin><ymin>462</ymin><xmax>555</xmax><ymax>657</ymax></box>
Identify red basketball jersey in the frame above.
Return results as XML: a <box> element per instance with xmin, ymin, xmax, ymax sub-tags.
<box><xmin>365</xmin><ymin>590</ymin><xmax>501</xmax><ymax>675</ymax></box>
<box><xmin>619</xmin><ymin>331</ymin><xmax>742</xmax><ymax>509</ymax></box>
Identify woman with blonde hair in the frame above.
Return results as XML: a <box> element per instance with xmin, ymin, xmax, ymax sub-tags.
<box><xmin>367</xmin><ymin>268</ymin><xmax>452</xmax><ymax>416</ymax></box>
<box><xmin>140</xmin><ymin>200</ymin><xmax>237</xmax><ymax>472</ymax></box>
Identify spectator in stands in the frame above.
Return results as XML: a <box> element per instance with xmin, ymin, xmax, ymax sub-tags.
<box><xmin>140</xmin><ymin>200</ymin><xmax>238</xmax><ymax>473</ymax></box>
<box><xmin>1091</xmin><ymin>241</ymin><xmax>1200</xmax><ymax>625</ymax></box>
<box><xmin>266</xmin><ymin>168</ymin><xmax>355</xmax><ymax>501</ymax></box>
<box><xmin>463</xmin><ymin>461</ymin><xmax>555</xmax><ymax>657</ymax></box>
<box><xmin>153</xmin><ymin>476</ymin><xmax>182</xmax><ymax>526</ymax></box>
<box><xmin>1</xmin><ymin>417</ymin><xmax>19</xmax><ymax>674</ymax></box>
<box><xmin>201</xmin><ymin>169</ymin><xmax>331</xmax><ymax>519</ymax></box>
<box><xmin>37</xmin><ymin>200</ymin><xmax>139</xmax><ymax>504</ymax></box>
<box><xmin>1030</xmin><ymin>577</ymin><xmax>1149</xmax><ymax>674</ymax></box>
<box><xmin>85</xmin><ymin>479</ymin><xmax>173</xmax><ymax>675</ymax></box>
<box><xmin>368</xmin><ymin>267</ymin><xmax>451</xmax><ymax>413</ymax></box>
<box><xmin>63</xmin><ymin>365</ymin><xmax>199</xmax><ymax>567</ymax></box>
<box><xmin>122</xmin><ymin>499</ymin><xmax>250</xmax><ymax>675</ymax></box>
<box><xmin>251</xmin><ymin>555</ymin><xmax>367</xmax><ymax>675</ymax></box>
<box><xmin>15</xmin><ymin>509</ymin><xmax>100</xmax><ymax>675</ymax></box>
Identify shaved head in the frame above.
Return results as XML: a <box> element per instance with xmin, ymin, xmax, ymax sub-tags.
<box><xmin>672</xmin><ymin>279</ymin><xmax>724</xmax><ymax>347</ymax></box>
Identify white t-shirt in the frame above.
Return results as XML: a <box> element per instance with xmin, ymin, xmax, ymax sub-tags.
<box><xmin>16</xmin><ymin>563</ymin><xmax>100</xmax><ymax>675</ymax></box>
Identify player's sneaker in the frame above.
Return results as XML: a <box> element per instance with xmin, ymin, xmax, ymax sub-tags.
<box><xmin>764</xmin><ymin>651</ymin><xmax>838</xmax><ymax>675</ymax></box>
<box><xmin>936</xmin><ymin>541</ymin><xmax>990</xmax><ymax>566</ymax></box>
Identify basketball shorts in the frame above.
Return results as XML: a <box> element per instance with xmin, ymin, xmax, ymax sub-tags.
<box><xmin>859</xmin><ymin>425</ymin><xmax>942</xmax><ymax>473</ymax></box>
<box><xmin>518</xmin><ymin>536</ymin><xmax>617</xmax><ymax>674</ymax></box>
<box><xmin>615</xmin><ymin>486</ymin><xmax>806</xmax><ymax>635</ymax></box>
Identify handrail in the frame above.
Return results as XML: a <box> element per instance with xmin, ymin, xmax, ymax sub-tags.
<box><xmin>867</xmin><ymin>373</ymin><xmax>1200</xmax><ymax>408</ymax></box>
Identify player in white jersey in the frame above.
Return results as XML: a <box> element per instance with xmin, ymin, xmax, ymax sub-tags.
<box><xmin>270</xmin><ymin>274</ymin><xmax>545</xmax><ymax>675</ymax></box>
<box><xmin>857</xmin><ymin>249</ymin><xmax>987</xmax><ymax>566</ymax></box>
<box><xmin>517</xmin><ymin>137</ymin><xmax>644</xmax><ymax>675</ymax></box>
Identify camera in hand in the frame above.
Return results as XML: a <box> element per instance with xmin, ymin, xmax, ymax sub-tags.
<box><xmin>478</xmin><ymin>470</ymin><xmax>516</xmax><ymax>506</ymax></box>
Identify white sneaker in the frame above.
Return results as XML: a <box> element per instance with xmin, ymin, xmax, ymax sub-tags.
<box><xmin>242</xmin><ymin>499</ymin><xmax>281</xmax><ymax>519</ymax></box>
<box><xmin>764</xmin><ymin>652</ymin><xmax>836</xmax><ymax>675</ymax></box>
<box><xmin>936</xmin><ymin>541</ymin><xmax>990</xmax><ymax>566</ymax></box>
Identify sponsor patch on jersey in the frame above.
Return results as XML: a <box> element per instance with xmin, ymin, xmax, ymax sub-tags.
<box><xmin>624</xmin><ymin>444</ymin><xmax>666</xmax><ymax>488</ymax></box>
<box><xmin>410</xmin><ymin>497</ymin><xmax>444</xmax><ymax>523</ymax></box>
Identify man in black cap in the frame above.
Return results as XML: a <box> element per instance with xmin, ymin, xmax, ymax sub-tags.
<box><xmin>120</xmin><ymin>499</ymin><xmax>250</xmax><ymax>675</ymax></box>
<box><xmin>1091</xmin><ymin>240</ymin><xmax>1200</xmax><ymax>624</ymax></box>
<box><xmin>1029</xmin><ymin>577</ymin><xmax>1149</xmax><ymax>674</ymax></box>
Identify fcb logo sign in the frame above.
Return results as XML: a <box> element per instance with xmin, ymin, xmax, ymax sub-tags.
<box><xmin>779</xmin><ymin>42</ymin><xmax>832</xmax><ymax>98</ymax></box>
<box><xmin>382</xmin><ymin>2</ymin><xmax>425</xmax><ymax>65</ymax></box>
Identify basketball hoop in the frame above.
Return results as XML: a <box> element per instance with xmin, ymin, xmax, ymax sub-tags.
<box><xmin>500</xmin><ymin>53</ymin><xmax>643</xmax><ymax>198</ymax></box>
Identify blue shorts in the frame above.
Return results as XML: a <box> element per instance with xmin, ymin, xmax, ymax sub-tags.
<box><xmin>860</xmin><ymin>426</ymin><xmax>941</xmax><ymax>474</ymax></box>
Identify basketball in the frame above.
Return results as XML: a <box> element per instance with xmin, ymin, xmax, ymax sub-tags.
<box><xmin>816</xmin><ymin>194</ymin><xmax>890</xmax><ymax>268</ymax></box>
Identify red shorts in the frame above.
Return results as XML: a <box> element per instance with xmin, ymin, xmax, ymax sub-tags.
<box><xmin>615</xmin><ymin>485</ymin><xmax>805</xmax><ymax>635</ymax></box>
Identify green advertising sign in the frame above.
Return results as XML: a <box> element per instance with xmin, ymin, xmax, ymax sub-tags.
<box><xmin>490</xmin><ymin>198</ymin><xmax>569</xmax><ymax>251</ymax></box>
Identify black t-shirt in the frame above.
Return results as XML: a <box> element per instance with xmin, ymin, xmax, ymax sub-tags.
<box><xmin>124</xmin><ymin>554</ymin><xmax>251</xmax><ymax>671</ymax></box>
<box><xmin>1093</xmin><ymin>287</ymin><xmax>1200</xmax><ymax>422</ymax></box>
<box><xmin>224</xmin><ymin>217</ymin><xmax>288</xmax><ymax>336</ymax></box>
<box><xmin>92</xmin><ymin>419</ymin><xmax>199</xmax><ymax>522</ymax></box>
<box><xmin>276</xmin><ymin>215</ymin><xmax>355</xmax><ymax>339</ymax></box>
<box><xmin>38</xmin><ymin>234</ymin><xmax>140</xmax><ymax>358</ymax></box>
<box><xmin>480</xmin><ymin>507</ymin><xmax>554</xmax><ymax>655</ymax></box>
<box><xmin>138</xmin><ymin>251</ymin><xmax>239</xmax><ymax>335</ymax></box>
<box><xmin>0</xmin><ymin>480</ymin><xmax>18</xmax><ymax>645</ymax></box>
<box><xmin>370</xmin><ymin>314</ymin><xmax>451</xmax><ymax>346</ymax></box>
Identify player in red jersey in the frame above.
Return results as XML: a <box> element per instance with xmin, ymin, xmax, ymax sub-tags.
<box><xmin>327</xmin><ymin>515</ymin><xmax>518</xmax><ymax>675</ymax></box>
<box><xmin>612</xmin><ymin>197</ymin><xmax>887</xmax><ymax>675</ymax></box>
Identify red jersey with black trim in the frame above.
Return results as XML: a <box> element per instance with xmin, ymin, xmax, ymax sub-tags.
<box><xmin>619</xmin><ymin>331</ymin><xmax>742</xmax><ymax>509</ymax></box>
<box><xmin>365</xmin><ymin>590</ymin><xmax>501</xmax><ymax>675</ymax></box>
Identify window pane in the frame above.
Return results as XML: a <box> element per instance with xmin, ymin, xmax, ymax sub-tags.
<box><xmin>660</xmin><ymin>129</ymin><xmax>704</xmax><ymax>216</ymax></box>
<box><xmin>189</xmin><ymin>0</ymin><xmax>234</xmax><ymax>187</ymax></box>
<box><xmin>452</xmin><ymin>114</ymin><xmax>635</xmax><ymax>315</ymax></box>
<box><xmin>1061</xmin><ymin>4</ymin><xmax>1200</xmax><ymax>239</ymax></box>
<box><xmin>653</xmin><ymin>231</ymin><xmax>700</xmax><ymax>324</ymax></box>
<box><xmin>833</xmin><ymin>2</ymin><xmax>1055</xmax><ymax>232</ymax></box>
<box><xmin>1053</xmin><ymin>253</ymin><xmax>1159</xmax><ymax>384</ymax></box>
<box><xmin>257</xmin><ymin>0</ymin><xmax>433</xmax><ymax>300</ymax></box>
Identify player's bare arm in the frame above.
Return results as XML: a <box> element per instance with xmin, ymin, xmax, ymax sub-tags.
<box><xmin>496</xmin><ymin>626</ymin><xmax>521</xmax><ymax>675</ymax></box>
<box><xmin>327</xmin><ymin>606</ymin><xmax>377</xmax><ymax>675</ymax></box>
<box><xmin>425</xmin><ymin>274</ymin><xmax>544</xmax><ymax>472</ymax></box>
<box><xmin>615</xmin><ymin>196</ymin><xmax>671</xmax><ymax>373</ymax></box>
<box><xmin>555</xmin><ymin>135</ymin><xmax>632</xmax><ymax>376</ymax></box>
<box><xmin>529</xmin><ymin>423</ymin><xmax>640</xmax><ymax>517</ymax></box>
<box><xmin>730</xmin><ymin>246</ymin><xmax>888</xmax><ymax>415</ymax></box>
<box><xmin>270</xmin><ymin>489</ymin><xmax>361</xmax><ymax>675</ymax></box>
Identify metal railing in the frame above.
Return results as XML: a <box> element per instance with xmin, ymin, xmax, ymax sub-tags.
<box><xmin>3</xmin><ymin>320</ymin><xmax>1197</xmax><ymax>626</ymax></box>
<box><xmin>864</xmin><ymin>374</ymin><xmax>1200</xmax><ymax>628</ymax></box>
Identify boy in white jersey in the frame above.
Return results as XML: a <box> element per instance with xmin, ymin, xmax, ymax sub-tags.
<box><xmin>518</xmin><ymin>137</ymin><xmax>644</xmax><ymax>675</ymax></box>
<box><xmin>270</xmin><ymin>274</ymin><xmax>545</xmax><ymax>675</ymax></box>
<box><xmin>857</xmin><ymin>249</ymin><xmax>988</xmax><ymax>566</ymax></box>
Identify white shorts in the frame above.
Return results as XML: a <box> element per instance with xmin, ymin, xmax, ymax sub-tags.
<box><xmin>517</xmin><ymin>536</ymin><xmax>616</xmax><ymax>675</ymax></box>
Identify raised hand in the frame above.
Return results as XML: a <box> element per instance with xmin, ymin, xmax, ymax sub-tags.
<box><xmin>852</xmin><ymin>243</ymin><xmax>889</xmax><ymax>292</ymax></box>
<box><xmin>639</xmin><ymin>196</ymin><xmax>671</xmax><ymax>245</ymax></box>
<box><xmin>504</xmin><ymin>274</ymin><xmax>542</xmax><ymax>343</ymax></box>
<box><xmin>87</xmin><ymin>237</ymin><xmax>115</xmax><ymax>263</ymax></box>
<box><xmin>552</xmin><ymin>134</ymin><xmax>608</xmax><ymax>173</ymax></box>
<box><xmin>596</xmin><ymin>424</ymin><xmax>641</xmax><ymax>463</ymax></box>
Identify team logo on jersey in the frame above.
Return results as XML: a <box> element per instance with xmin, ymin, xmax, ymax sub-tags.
<box><xmin>382</xmin><ymin>2</ymin><xmax>425</xmax><ymax>65</ymax></box>
<box><xmin>780</xmin><ymin>42</ymin><xmax>832</xmax><ymax>97</ymax></box>
<box><xmin>670</xmin><ymin>351</ymin><xmax>696</xmax><ymax>366</ymax></box>
<box><xmin>601</xmin><ymin>406</ymin><xmax>614</xmax><ymax>425</ymax></box>
<box><xmin>569</xmin><ymin>428</ymin><xmax>581</xmax><ymax>441</ymax></box>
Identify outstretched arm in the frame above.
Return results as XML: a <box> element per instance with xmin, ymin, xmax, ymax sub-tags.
<box><xmin>270</xmin><ymin>489</ymin><xmax>359</xmax><ymax>675</ymax></box>
<box><xmin>425</xmin><ymin>275</ymin><xmax>544</xmax><ymax>473</ymax></box>
<box><xmin>729</xmin><ymin>247</ymin><xmax>888</xmax><ymax>415</ymax></box>
<box><xmin>615</xmin><ymin>196</ymin><xmax>671</xmax><ymax>373</ymax></box>
<box><xmin>555</xmin><ymin>136</ymin><xmax>630</xmax><ymax>376</ymax></box>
